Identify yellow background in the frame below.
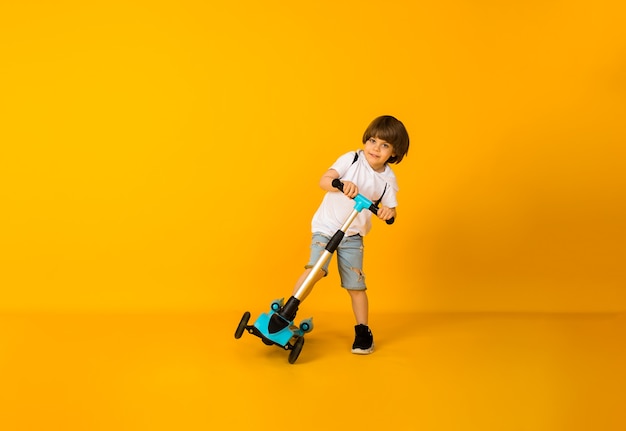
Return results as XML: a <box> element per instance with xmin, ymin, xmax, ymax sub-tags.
<box><xmin>1</xmin><ymin>1</ymin><xmax>626</xmax><ymax>430</ymax></box>
<box><xmin>2</xmin><ymin>0</ymin><xmax>625</xmax><ymax>313</ymax></box>
<box><xmin>0</xmin><ymin>1</ymin><xmax>626</xmax><ymax>311</ymax></box>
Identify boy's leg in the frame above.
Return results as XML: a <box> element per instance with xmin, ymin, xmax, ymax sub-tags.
<box><xmin>293</xmin><ymin>233</ymin><xmax>331</xmax><ymax>301</ymax></box>
<box><xmin>335</xmin><ymin>234</ymin><xmax>373</xmax><ymax>354</ymax></box>
<box><xmin>347</xmin><ymin>289</ymin><xmax>369</xmax><ymax>325</ymax></box>
<box><xmin>348</xmin><ymin>290</ymin><xmax>374</xmax><ymax>354</ymax></box>
<box><xmin>292</xmin><ymin>267</ymin><xmax>324</xmax><ymax>301</ymax></box>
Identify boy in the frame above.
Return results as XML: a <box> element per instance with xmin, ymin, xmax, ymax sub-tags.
<box><xmin>293</xmin><ymin>115</ymin><xmax>410</xmax><ymax>354</ymax></box>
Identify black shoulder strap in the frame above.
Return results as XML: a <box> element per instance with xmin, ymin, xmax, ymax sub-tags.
<box><xmin>374</xmin><ymin>183</ymin><xmax>387</xmax><ymax>207</ymax></box>
<box><xmin>352</xmin><ymin>151</ymin><xmax>359</xmax><ymax>164</ymax></box>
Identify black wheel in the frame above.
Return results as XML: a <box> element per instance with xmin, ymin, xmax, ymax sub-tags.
<box><xmin>234</xmin><ymin>311</ymin><xmax>251</xmax><ymax>339</ymax></box>
<box><xmin>288</xmin><ymin>336</ymin><xmax>305</xmax><ymax>364</ymax></box>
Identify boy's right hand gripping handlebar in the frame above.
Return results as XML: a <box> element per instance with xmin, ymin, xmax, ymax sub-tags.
<box><xmin>332</xmin><ymin>179</ymin><xmax>394</xmax><ymax>225</ymax></box>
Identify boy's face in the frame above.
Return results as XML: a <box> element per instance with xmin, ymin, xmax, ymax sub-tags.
<box><xmin>363</xmin><ymin>136</ymin><xmax>395</xmax><ymax>172</ymax></box>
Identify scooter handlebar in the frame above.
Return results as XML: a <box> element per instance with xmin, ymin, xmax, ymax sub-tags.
<box><xmin>332</xmin><ymin>179</ymin><xmax>394</xmax><ymax>225</ymax></box>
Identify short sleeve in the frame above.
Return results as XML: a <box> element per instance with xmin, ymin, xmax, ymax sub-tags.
<box><xmin>329</xmin><ymin>152</ymin><xmax>358</xmax><ymax>178</ymax></box>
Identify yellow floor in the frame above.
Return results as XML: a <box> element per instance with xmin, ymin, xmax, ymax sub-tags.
<box><xmin>1</xmin><ymin>310</ymin><xmax>624</xmax><ymax>430</ymax></box>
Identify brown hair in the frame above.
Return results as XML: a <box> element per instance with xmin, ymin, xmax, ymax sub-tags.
<box><xmin>362</xmin><ymin>115</ymin><xmax>410</xmax><ymax>164</ymax></box>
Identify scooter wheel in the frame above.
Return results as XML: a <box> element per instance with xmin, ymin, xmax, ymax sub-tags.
<box><xmin>234</xmin><ymin>311</ymin><xmax>251</xmax><ymax>339</ymax></box>
<box><xmin>288</xmin><ymin>336</ymin><xmax>305</xmax><ymax>364</ymax></box>
<box><xmin>270</xmin><ymin>298</ymin><xmax>284</xmax><ymax>311</ymax></box>
<box><xmin>299</xmin><ymin>318</ymin><xmax>314</xmax><ymax>333</ymax></box>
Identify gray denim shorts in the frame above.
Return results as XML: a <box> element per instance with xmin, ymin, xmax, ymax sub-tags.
<box><xmin>305</xmin><ymin>232</ymin><xmax>366</xmax><ymax>290</ymax></box>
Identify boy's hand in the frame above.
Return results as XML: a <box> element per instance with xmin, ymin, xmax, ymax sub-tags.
<box><xmin>340</xmin><ymin>181</ymin><xmax>358</xmax><ymax>198</ymax></box>
<box><xmin>377</xmin><ymin>206</ymin><xmax>396</xmax><ymax>221</ymax></box>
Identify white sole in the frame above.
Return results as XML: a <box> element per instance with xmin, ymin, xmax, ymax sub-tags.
<box><xmin>351</xmin><ymin>343</ymin><xmax>375</xmax><ymax>354</ymax></box>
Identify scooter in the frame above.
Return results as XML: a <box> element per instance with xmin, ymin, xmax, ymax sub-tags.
<box><xmin>234</xmin><ymin>179</ymin><xmax>393</xmax><ymax>363</ymax></box>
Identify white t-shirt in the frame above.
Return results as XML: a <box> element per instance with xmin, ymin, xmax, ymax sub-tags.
<box><xmin>311</xmin><ymin>150</ymin><xmax>399</xmax><ymax>237</ymax></box>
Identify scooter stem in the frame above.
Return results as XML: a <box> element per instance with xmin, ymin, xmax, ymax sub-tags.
<box><xmin>293</xmin><ymin>208</ymin><xmax>360</xmax><ymax>301</ymax></box>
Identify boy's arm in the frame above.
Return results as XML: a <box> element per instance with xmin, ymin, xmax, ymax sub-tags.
<box><xmin>319</xmin><ymin>169</ymin><xmax>339</xmax><ymax>190</ymax></box>
<box><xmin>319</xmin><ymin>169</ymin><xmax>358</xmax><ymax>198</ymax></box>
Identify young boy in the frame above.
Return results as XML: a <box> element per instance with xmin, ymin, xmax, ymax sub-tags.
<box><xmin>293</xmin><ymin>115</ymin><xmax>410</xmax><ymax>354</ymax></box>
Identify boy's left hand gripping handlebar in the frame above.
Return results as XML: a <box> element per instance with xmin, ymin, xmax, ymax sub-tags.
<box><xmin>332</xmin><ymin>179</ymin><xmax>394</xmax><ymax>225</ymax></box>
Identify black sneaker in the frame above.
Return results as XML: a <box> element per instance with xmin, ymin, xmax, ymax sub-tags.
<box><xmin>351</xmin><ymin>324</ymin><xmax>374</xmax><ymax>354</ymax></box>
